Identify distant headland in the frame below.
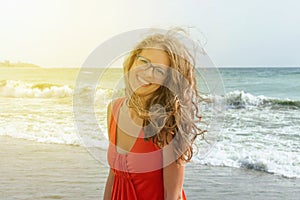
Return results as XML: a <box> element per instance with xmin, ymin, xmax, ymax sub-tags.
<box><xmin>0</xmin><ymin>60</ymin><xmax>41</xmax><ymax>68</ymax></box>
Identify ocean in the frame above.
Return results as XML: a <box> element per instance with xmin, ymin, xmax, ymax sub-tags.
<box><xmin>1</xmin><ymin>67</ymin><xmax>299</xmax><ymax>199</ymax></box>
<box><xmin>200</xmin><ymin>67</ymin><xmax>300</xmax><ymax>178</ymax></box>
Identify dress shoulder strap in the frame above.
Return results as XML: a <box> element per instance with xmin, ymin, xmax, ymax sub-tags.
<box><xmin>109</xmin><ymin>97</ymin><xmax>126</xmax><ymax>144</ymax></box>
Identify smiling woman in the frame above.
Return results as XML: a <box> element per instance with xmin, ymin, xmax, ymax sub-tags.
<box><xmin>103</xmin><ymin>28</ymin><xmax>205</xmax><ymax>200</ymax></box>
<box><xmin>128</xmin><ymin>49</ymin><xmax>170</xmax><ymax>96</ymax></box>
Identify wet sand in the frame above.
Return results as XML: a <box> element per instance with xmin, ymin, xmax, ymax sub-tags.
<box><xmin>1</xmin><ymin>136</ymin><xmax>299</xmax><ymax>200</ymax></box>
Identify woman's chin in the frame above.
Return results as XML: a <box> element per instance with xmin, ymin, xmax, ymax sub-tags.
<box><xmin>133</xmin><ymin>85</ymin><xmax>160</xmax><ymax>96</ymax></box>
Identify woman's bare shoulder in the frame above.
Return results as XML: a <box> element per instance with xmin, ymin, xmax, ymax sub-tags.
<box><xmin>106</xmin><ymin>97</ymin><xmax>126</xmax><ymax>135</ymax></box>
<box><xmin>107</xmin><ymin>97</ymin><xmax>126</xmax><ymax>111</ymax></box>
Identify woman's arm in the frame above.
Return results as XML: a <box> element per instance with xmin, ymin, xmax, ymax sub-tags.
<box><xmin>163</xmin><ymin>160</ymin><xmax>185</xmax><ymax>200</ymax></box>
<box><xmin>103</xmin><ymin>169</ymin><xmax>114</xmax><ymax>200</ymax></box>
<box><xmin>163</xmin><ymin>134</ymin><xmax>185</xmax><ymax>200</ymax></box>
<box><xmin>103</xmin><ymin>102</ymin><xmax>114</xmax><ymax>200</ymax></box>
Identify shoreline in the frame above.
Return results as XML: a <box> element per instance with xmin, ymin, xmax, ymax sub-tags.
<box><xmin>1</xmin><ymin>135</ymin><xmax>299</xmax><ymax>200</ymax></box>
<box><xmin>0</xmin><ymin>135</ymin><xmax>106</xmax><ymax>200</ymax></box>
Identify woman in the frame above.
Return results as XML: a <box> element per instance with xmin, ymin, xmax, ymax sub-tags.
<box><xmin>104</xmin><ymin>29</ymin><xmax>204</xmax><ymax>200</ymax></box>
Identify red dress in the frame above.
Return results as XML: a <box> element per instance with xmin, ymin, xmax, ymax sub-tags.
<box><xmin>107</xmin><ymin>97</ymin><xmax>186</xmax><ymax>200</ymax></box>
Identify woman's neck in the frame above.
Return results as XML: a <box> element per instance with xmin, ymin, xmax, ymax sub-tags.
<box><xmin>123</xmin><ymin>98</ymin><xmax>143</xmax><ymax>126</ymax></box>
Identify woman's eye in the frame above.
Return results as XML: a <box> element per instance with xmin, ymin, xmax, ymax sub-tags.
<box><xmin>137</xmin><ymin>56</ymin><xmax>148</xmax><ymax>64</ymax></box>
<box><xmin>155</xmin><ymin>67</ymin><xmax>165</xmax><ymax>75</ymax></box>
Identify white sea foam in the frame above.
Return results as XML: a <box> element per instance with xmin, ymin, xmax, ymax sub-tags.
<box><xmin>193</xmin><ymin>107</ymin><xmax>300</xmax><ymax>178</ymax></box>
<box><xmin>1</xmin><ymin>79</ymin><xmax>299</xmax><ymax>179</ymax></box>
<box><xmin>0</xmin><ymin>80</ymin><xmax>72</xmax><ymax>98</ymax></box>
<box><xmin>193</xmin><ymin>141</ymin><xmax>300</xmax><ymax>178</ymax></box>
<box><xmin>225</xmin><ymin>90</ymin><xmax>300</xmax><ymax>109</ymax></box>
<box><xmin>0</xmin><ymin>80</ymin><xmax>116</xmax><ymax>103</ymax></box>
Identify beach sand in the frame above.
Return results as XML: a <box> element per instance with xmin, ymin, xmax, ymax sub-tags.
<box><xmin>1</xmin><ymin>135</ymin><xmax>299</xmax><ymax>200</ymax></box>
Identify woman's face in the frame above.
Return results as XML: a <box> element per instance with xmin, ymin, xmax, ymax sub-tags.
<box><xmin>128</xmin><ymin>48</ymin><xmax>170</xmax><ymax>97</ymax></box>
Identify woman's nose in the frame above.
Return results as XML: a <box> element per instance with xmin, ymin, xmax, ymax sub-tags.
<box><xmin>141</xmin><ymin>66</ymin><xmax>153</xmax><ymax>78</ymax></box>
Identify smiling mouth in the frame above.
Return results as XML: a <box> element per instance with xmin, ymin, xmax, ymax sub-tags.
<box><xmin>137</xmin><ymin>76</ymin><xmax>152</xmax><ymax>86</ymax></box>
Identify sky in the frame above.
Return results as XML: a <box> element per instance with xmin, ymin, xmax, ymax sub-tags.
<box><xmin>0</xmin><ymin>0</ymin><xmax>299</xmax><ymax>68</ymax></box>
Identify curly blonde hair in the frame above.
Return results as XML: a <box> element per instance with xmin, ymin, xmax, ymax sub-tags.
<box><xmin>123</xmin><ymin>28</ymin><xmax>206</xmax><ymax>163</ymax></box>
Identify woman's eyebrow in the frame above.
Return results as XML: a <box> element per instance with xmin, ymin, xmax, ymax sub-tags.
<box><xmin>138</xmin><ymin>55</ymin><xmax>152</xmax><ymax>63</ymax></box>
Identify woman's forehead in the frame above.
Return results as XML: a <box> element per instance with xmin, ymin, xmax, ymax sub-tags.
<box><xmin>139</xmin><ymin>48</ymin><xmax>170</xmax><ymax>66</ymax></box>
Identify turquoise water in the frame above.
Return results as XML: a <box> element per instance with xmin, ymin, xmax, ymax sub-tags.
<box><xmin>0</xmin><ymin>67</ymin><xmax>299</xmax><ymax>178</ymax></box>
<box><xmin>220</xmin><ymin>67</ymin><xmax>300</xmax><ymax>101</ymax></box>
<box><xmin>198</xmin><ymin>67</ymin><xmax>300</xmax><ymax>178</ymax></box>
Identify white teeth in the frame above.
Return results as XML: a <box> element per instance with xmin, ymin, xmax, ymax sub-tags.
<box><xmin>137</xmin><ymin>76</ymin><xmax>149</xmax><ymax>85</ymax></box>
